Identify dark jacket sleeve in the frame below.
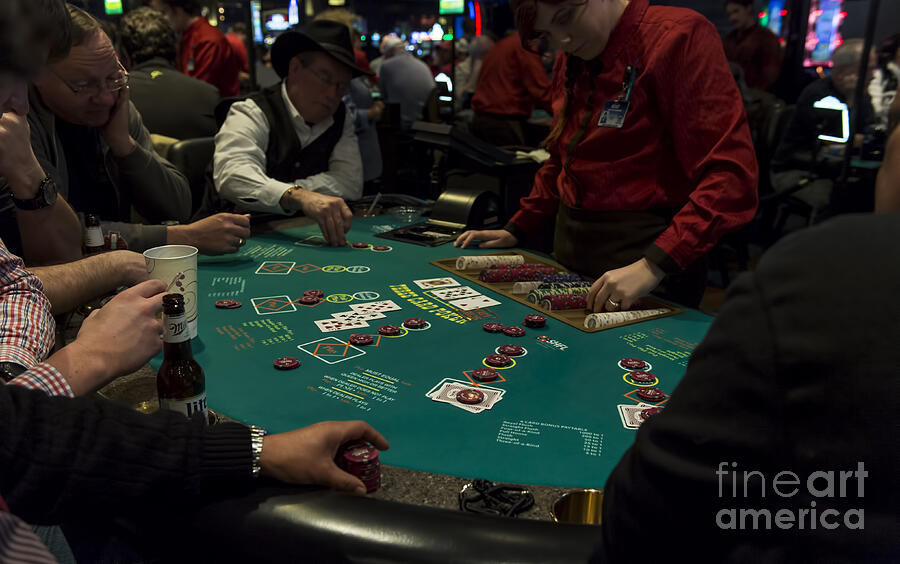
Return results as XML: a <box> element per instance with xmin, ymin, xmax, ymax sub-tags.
<box><xmin>0</xmin><ymin>385</ymin><xmax>252</xmax><ymax>524</ymax></box>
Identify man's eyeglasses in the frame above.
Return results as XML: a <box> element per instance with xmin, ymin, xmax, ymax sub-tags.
<box><xmin>50</xmin><ymin>61</ymin><xmax>129</xmax><ymax>97</ymax></box>
<box><xmin>306</xmin><ymin>66</ymin><xmax>349</xmax><ymax>96</ymax></box>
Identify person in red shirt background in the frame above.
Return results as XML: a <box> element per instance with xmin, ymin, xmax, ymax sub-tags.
<box><xmin>150</xmin><ymin>0</ymin><xmax>240</xmax><ymax>97</ymax></box>
<box><xmin>457</xmin><ymin>0</ymin><xmax>758</xmax><ymax>310</ymax></box>
<box><xmin>225</xmin><ymin>22</ymin><xmax>250</xmax><ymax>75</ymax></box>
<box><xmin>470</xmin><ymin>32</ymin><xmax>553</xmax><ymax>146</ymax></box>
<box><xmin>723</xmin><ymin>0</ymin><xmax>783</xmax><ymax>92</ymax></box>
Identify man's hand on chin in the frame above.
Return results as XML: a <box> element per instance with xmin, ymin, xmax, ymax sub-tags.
<box><xmin>99</xmin><ymin>87</ymin><xmax>136</xmax><ymax>158</ymax></box>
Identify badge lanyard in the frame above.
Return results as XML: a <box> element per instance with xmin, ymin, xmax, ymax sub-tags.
<box><xmin>597</xmin><ymin>62</ymin><xmax>637</xmax><ymax>129</ymax></box>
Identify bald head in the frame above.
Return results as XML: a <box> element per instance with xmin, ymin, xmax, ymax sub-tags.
<box><xmin>831</xmin><ymin>39</ymin><xmax>876</xmax><ymax>101</ymax></box>
<box><xmin>833</xmin><ymin>39</ymin><xmax>866</xmax><ymax>72</ymax></box>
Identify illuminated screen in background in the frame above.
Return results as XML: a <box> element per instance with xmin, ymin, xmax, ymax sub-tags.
<box><xmin>763</xmin><ymin>0</ymin><xmax>786</xmax><ymax>36</ymax></box>
<box><xmin>804</xmin><ymin>0</ymin><xmax>846</xmax><ymax>67</ymax></box>
<box><xmin>104</xmin><ymin>0</ymin><xmax>123</xmax><ymax>15</ymax></box>
<box><xmin>439</xmin><ymin>0</ymin><xmax>465</xmax><ymax>15</ymax></box>
<box><xmin>251</xmin><ymin>0</ymin><xmax>263</xmax><ymax>43</ymax></box>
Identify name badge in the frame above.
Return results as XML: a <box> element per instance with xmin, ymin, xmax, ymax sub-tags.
<box><xmin>187</xmin><ymin>58</ymin><xmax>196</xmax><ymax>73</ymax></box>
<box><xmin>598</xmin><ymin>100</ymin><xmax>629</xmax><ymax>129</ymax></box>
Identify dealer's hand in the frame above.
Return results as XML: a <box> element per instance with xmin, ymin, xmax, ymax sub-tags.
<box><xmin>260</xmin><ymin>420</ymin><xmax>390</xmax><ymax>495</ymax></box>
<box><xmin>455</xmin><ymin>229</ymin><xmax>518</xmax><ymax>249</ymax></box>
<box><xmin>283</xmin><ymin>188</ymin><xmax>353</xmax><ymax>247</ymax></box>
<box><xmin>586</xmin><ymin>258</ymin><xmax>666</xmax><ymax>313</ymax></box>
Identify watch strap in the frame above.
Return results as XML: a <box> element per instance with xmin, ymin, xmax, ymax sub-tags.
<box><xmin>11</xmin><ymin>176</ymin><xmax>57</xmax><ymax>210</ymax></box>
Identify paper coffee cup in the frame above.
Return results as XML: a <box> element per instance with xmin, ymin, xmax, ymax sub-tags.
<box><xmin>144</xmin><ymin>245</ymin><xmax>199</xmax><ymax>339</ymax></box>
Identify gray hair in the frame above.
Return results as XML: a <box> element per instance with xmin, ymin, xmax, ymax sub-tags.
<box><xmin>832</xmin><ymin>39</ymin><xmax>866</xmax><ymax>72</ymax></box>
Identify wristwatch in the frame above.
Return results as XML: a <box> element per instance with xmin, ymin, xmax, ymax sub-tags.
<box><xmin>280</xmin><ymin>185</ymin><xmax>302</xmax><ymax>214</ymax></box>
<box><xmin>12</xmin><ymin>176</ymin><xmax>58</xmax><ymax>210</ymax></box>
<box><xmin>249</xmin><ymin>425</ymin><xmax>267</xmax><ymax>478</ymax></box>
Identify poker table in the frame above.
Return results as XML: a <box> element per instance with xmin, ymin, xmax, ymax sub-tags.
<box><xmin>151</xmin><ymin>216</ymin><xmax>715</xmax><ymax>562</ymax></box>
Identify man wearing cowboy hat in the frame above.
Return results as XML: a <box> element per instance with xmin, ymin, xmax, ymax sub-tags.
<box><xmin>212</xmin><ymin>20</ymin><xmax>366</xmax><ymax>246</ymax></box>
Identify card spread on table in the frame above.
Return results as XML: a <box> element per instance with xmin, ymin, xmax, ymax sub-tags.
<box><xmin>449</xmin><ymin>295</ymin><xmax>501</xmax><ymax>311</ymax></box>
<box><xmin>350</xmin><ymin>300</ymin><xmax>402</xmax><ymax>313</ymax></box>
<box><xmin>413</xmin><ymin>277</ymin><xmax>460</xmax><ymax>289</ymax></box>
<box><xmin>314</xmin><ymin>318</ymin><xmax>369</xmax><ymax>333</ymax></box>
<box><xmin>430</xmin><ymin>286</ymin><xmax>483</xmax><ymax>301</ymax></box>
<box><xmin>617</xmin><ymin>403</ymin><xmax>652</xmax><ymax>429</ymax></box>
<box><xmin>332</xmin><ymin>310</ymin><xmax>385</xmax><ymax>322</ymax></box>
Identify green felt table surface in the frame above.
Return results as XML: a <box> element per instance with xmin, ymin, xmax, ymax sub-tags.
<box><xmin>152</xmin><ymin>217</ymin><xmax>714</xmax><ymax>489</ymax></box>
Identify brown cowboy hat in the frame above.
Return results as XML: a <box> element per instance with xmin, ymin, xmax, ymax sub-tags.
<box><xmin>271</xmin><ymin>20</ymin><xmax>371</xmax><ymax>79</ymax></box>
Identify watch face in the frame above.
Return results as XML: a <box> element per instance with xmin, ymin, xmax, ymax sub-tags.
<box><xmin>13</xmin><ymin>177</ymin><xmax>57</xmax><ymax>210</ymax></box>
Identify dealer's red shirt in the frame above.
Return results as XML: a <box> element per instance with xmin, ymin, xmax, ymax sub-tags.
<box><xmin>472</xmin><ymin>33</ymin><xmax>552</xmax><ymax>117</ymax></box>
<box><xmin>509</xmin><ymin>0</ymin><xmax>758</xmax><ymax>270</ymax></box>
<box><xmin>179</xmin><ymin>18</ymin><xmax>239</xmax><ymax>97</ymax></box>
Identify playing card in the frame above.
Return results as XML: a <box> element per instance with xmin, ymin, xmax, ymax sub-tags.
<box><xmin>431</xmin><ymin>382</ymin><xmax>503</xmax><ymax>412</ymax></box>
<box><xmin>430</xmin><ymin>286</ymin><xmax>483</xmax><ymax>300</ymax></box>
<box><xmin>413</xmin><ymin>277</ymin><xmax>460</xmax><ymax>289</ymax></box>
<box><xmin>449</xmin><ymin>295</ymin><xmax>501</xmax><ymax>311</ymax></box>
<box><xmin>314</xmin><ymin>318</ymin><xmax>369</xmax><ymax>333</ymax></box>
<box><xmin>617</xmin><ymin>404</ymin><xmax>651</xmax><ymax>429</ymax></box>
<box><xmin>350</xmin><ymin>300</ymin><xmax>402</xmax><ymax>313</ymax></box>
<box><xmin>332</xmin><ymin>310</ymin><xmax>386</xmax><ymax>321</ymax></box>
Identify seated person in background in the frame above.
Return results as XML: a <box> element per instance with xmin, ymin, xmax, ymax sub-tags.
<box><xmin>470</xmin><ymin>32</ymin><xmax>553</xmax><ymax>147</ymax></box>
<box><xmin>2</xmin><ymin>5</ymin><xmax>250</xmax><ymax>258</ymax></box>
<box><xmin>594</xmin><ymin>213</ymin><xmax>898</xmax><ymax>562</ymax></box>
<box><xmin>723</xmin><ymin>0</ymin><xmax>783</xmax><ymax>92</ymax></box>
<box><xmin>379</xmin><ymin>36</ymin><xmax>436</xmax><ymax>129</ymax></box>
<box><xmin>210</xmin><ymin>20</ymin><xmax>365</xmax><ymax>247</ymax></box>
<box><xmin>149</xmin><ymin>0</ymin><xmax>240</xmax><ymax>97</ymax></box>
<box><xmin>455</xmin><ymin>34</ymin><xmax>496</xmax><ymax>111</ymax></box>
<box><xmin>868</xmin><ymin>33</ymin><xmax>898</xmax><ymax>129</ymax></box>
<box><xmin>771</xmin><ymin>40</ymin><xmax>876</xmax><ymax>222</ymax></box>
<box><xmin>119</xmin><ymin>6</ymin><xmax>220</xmax><ymax>140</ymax></box>
<box><xmin>875</xmin><ymin>122</ymin><xmax>900</xmax><ymax>212</ymax></box>
<box><xmin>314</xmin><ymin>9</ymin><xmax>385</xmax><ymax>187</ymax></box>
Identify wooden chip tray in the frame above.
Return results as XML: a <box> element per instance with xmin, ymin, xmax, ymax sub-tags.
<box><xmin>429</xmin><ymin>251</ymin><xmax>684</xmax><ymax>333</ymax></box>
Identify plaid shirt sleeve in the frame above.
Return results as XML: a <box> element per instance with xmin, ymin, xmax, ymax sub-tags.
<box><xmin>0</xmin><ymin>242</ymin><xmax>70</xmax><ymax>397</ymax></box>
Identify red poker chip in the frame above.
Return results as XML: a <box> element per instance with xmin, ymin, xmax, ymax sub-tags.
<box><xmin>214</xmin><ymin>299</ymin><xmax>242</xmax><ymax>309</ymax></box>
<box><xmin>403</xmin><ymin>318</ymin><xmax>427</xmax><ymax>329</ymax></box>
<box><xmin>273</xmin><ymin>356</ymin><xmax>300</xmax><ymax>370</ymax></box>
<box><xmin>485</xmin><ymin>353</ymin><xmax>511</xmax><ymax>367</ymax></box>
<box><xmin>523</xmin><ymin>314</ymin><xmax>546</xmax><ymax>328</ymax></box>
<box><xmin>640</xmin><ymin>406</ymin><xmax>664</xmax><ymax>420</ymax></box>
<box><xmin>502</xmin><ymin>326</ymin><xmax>526</xmax><ymax>337</ymax></box>
<box><xmin>372</xmin><ymin>245</ymin><xmax>391</xmax><ymax>251</ymax></box>
<box><xmin>629</xmin><ymin>370</ymin><xmax>656</xmax><ymax>384</ymax></box>
<box><xmin>340</xmin><ymin>443</ymin><xmax>380</xmax><ymax>464</ymax></box>
<box><xmin>299</xmin><ymin>295</ymin><xmax>321</xmax><ymax>305</ymax></box>
<box><xmin>377</xmin><ymin>325</ymin><xmax>402</xmax><ymax>336</ymax></box>
<box><xmin>636</xmin><ymin>387</ymin><xmax>666</xmax><ymax>402</ymax></box>
<box><xmin>456</xmin><ymin>388</ymin><xmax>485</xmax><ymax>405</ymax></box>
<box><xmin>472</xmin><ymin>367</ymin><xmax>500</xmax><ymax>382</ymax></box>
<box><xmin>351</xmin><ymin>242</ymin><xmax>370</xmax><ymax>248</ymax></box>
<box><xmin>483</xmin><ymin>322</ymin><xmax>504</xmax><ymax>333</ymax></box>
<box><xmin>620</xmin><ymin>357</ymin><xmax>647</xmax><ymax>370</ymax></box>
<box><xmin>303</xmin><ymin>289</ymin><xmax>324</xmax><ymax>298</ymax></box>
<box><xmin>497</xmin><ymin>344</ymin><xmax>525</xmax><ymax>356</ymax></box>
<box><xmin>348</xmin><ymin>334</ymin><xmax>374</xmax><ymax>346</ymax></box>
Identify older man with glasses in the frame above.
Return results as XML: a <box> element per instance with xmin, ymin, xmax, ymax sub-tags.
<box><xmin>1</xmin><ymin>4</ymin><xmax>252</xmax><ymax>262</ymax></box>
<box><xmin>206</xmin><ymin>20</ymin><xmax>366</xmax><ymax>247</ymax></box>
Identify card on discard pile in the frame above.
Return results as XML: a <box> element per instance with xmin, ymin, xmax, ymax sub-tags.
<box><xmin>449</xmin><ymin>295</ymin><xmax>501</xmax><ymax>311</ymax></box>
<box><xmin>426</xmin><ymin>378</ymin><xmax>505</xmax><ymax>413</ymax></box>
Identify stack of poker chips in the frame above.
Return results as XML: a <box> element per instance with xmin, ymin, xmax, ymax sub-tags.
<box><xmin>335</xmin><ymin>440</ymin><xmax>381</xmax><ymax>493</ymax></box>
<box><xmin>540</xmin><ymin>293</ymin><xmax>588</xmax><ymax>310</ymax></box>
<box><xmin>526</xmin><ymin>285</ymin><xmax>590</xmax><ymax>304</ymax></box>
<box><xmin>584</xmin><ymin>308</ymin><xmax>670</xmax><ymax>329</ymax></box>
<box><xmin>512</xmin><ymin>279</ymin><xmax>589</xmax><ymax>294</ymax></box>
<box><xmin>478</xmin><ymin>264</ymin><xmax>556</xmax><ymax>283</ymax></box>
<box><xmin>538</xmin><ymin>273</ymin><xmax>583</xmax><ymax>283</ymax></box>
<box><xmin>456</xmin><ymin>255</ymin><xmax>524</xmax><ymax>270</ymax></box>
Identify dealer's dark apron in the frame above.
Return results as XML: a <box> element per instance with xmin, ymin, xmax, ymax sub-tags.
<box><xmin>552</xmin><ymin>202</ymin><xmax>707</xmax><ymax>308</ymax></box>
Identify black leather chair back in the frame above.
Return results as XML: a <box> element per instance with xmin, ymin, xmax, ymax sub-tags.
<box><xmin>167</xmin><ymin>137</ymin><xmax>215</xmax><ymax>216</ymax></box>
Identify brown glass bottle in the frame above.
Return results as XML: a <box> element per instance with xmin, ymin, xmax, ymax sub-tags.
<box><xmin>157</xmin><ymin>293</ymin><xmax>208</xmax><ymax>423</ymax></box>
<box><xmin>83</xmin><ymin>214</ymin><xmax>105</xmax><ymax>255</ymax></box>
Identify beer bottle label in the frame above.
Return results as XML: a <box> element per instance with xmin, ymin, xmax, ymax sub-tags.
<box><xmin>163</xmin><ymin>313</ymin><xmax>189</xmax><ymax>343</ymax></box>
<box><xmin>159</xmin><ymin>392</ymin><xmax>208</xmax><ymax>422</ymax></box>
<box><xmin>84</xmin><ymin>226</ymin><xmax>104</xmax><ymax>248</ymax></box>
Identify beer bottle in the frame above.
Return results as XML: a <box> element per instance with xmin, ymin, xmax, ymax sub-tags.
<box><xmin>157</xmin><ymin>293</ymin><xmax>208</xmax><ymax>423</ymax></box>
<box><xmin>83</xmin><ymin>214</ymin><xmax>105</xmax><ymax>255</ymax></box>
